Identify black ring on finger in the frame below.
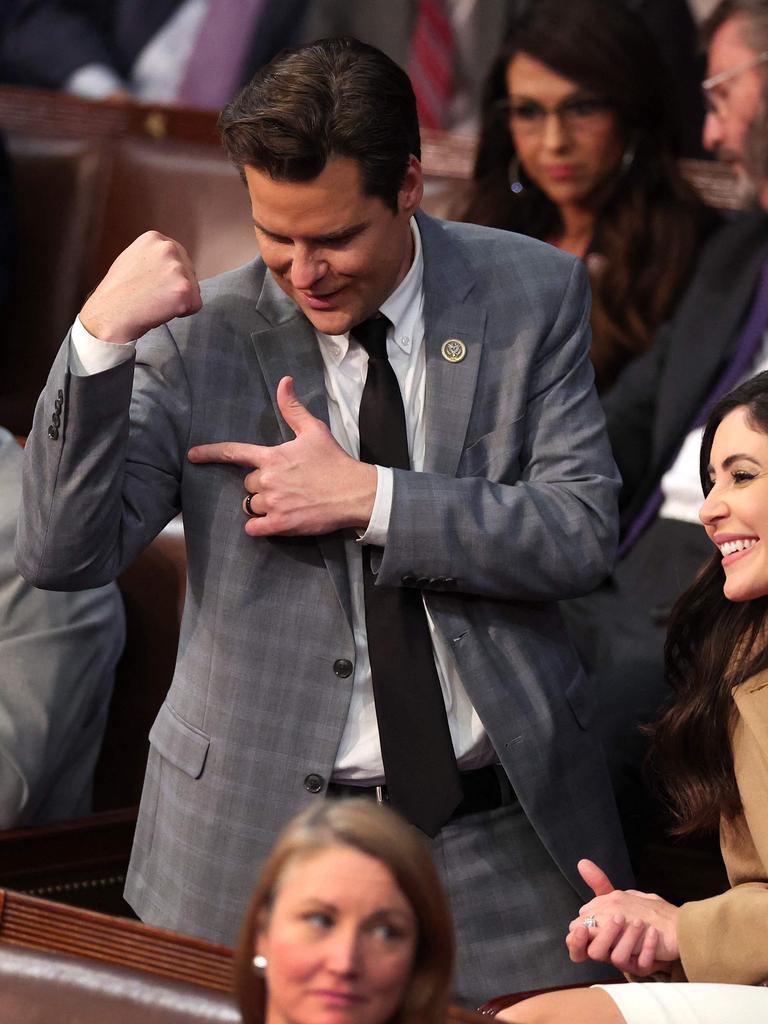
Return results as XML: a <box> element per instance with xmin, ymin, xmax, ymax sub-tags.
<box><xmin>244</xmin><ymin>492</ymin><xmax>256</xmax><ymax>516</ymax></box>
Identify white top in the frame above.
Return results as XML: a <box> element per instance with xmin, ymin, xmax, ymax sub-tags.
<box><xmin>596</xmin><ymin>982</ymin><xmax>768</xmax><ymax>1024</ymax></box>
<box><xmin>69</xmin><ymin>219</ymin><xmax>493</xmax><ymax>781</ymax></box>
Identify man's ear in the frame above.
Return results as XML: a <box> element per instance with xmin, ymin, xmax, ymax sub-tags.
<box><xmin>398</xmin><ymin>155</ymin><xmax>424</xmax><ymax>215</ymax></box>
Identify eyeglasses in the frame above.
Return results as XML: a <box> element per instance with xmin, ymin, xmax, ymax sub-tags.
<box><xmin>498</xmin><ymin>96</ymin><xmax>613</xmax><ymax>134</ymax></box>
<box><xmin>702</xmin><ymin>50</ymin><xmax>768</xmax><ymax>117</ymax></box>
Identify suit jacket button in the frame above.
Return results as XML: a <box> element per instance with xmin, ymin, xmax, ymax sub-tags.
<box><xmin>333</xmin><ymin>658</ymin><xmax>353</xmax><ymax>678</ymax></box>
<box><xmin>304</xmin><ymin>773</ymin><xmax>324</xmax><ymax>794</ymax></box>
<box><xmin>47</xmin><ymin>425</ymin><xmax>59</xmax><ymax>440</ymax></box>
<box><xmin>401</xmin><ymin>575</ymin><xmax>417</xmax><ymax>586</ymax></box>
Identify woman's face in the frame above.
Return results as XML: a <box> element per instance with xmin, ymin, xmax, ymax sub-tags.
<box><xmin>505</xmin><ymin>52</ymin><xmax>624</xmax><ymax>211</ymax></box>
<box><xmin>258</xmin><ymin>844</ymin><xmax>418</xmax><ymax>1024</ymax></box>
<box><xmin>700</xmin><ymin>405</ymin><xmax>768</xmax><ymax>601</ymax></box>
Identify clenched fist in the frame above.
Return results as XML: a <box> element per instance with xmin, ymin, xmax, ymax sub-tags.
<box><xmin>80</xmin><ymin>231</ymin><xmax>202</xmax><ymax>343</ymax></box>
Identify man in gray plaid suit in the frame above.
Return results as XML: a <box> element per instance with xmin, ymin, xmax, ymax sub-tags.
<box><xmin>17</xmin><ymin>37</ymin><xmax>631</xmax><ymax>1004</ymax></box>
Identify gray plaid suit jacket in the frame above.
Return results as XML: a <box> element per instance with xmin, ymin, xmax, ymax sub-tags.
<box><xmin>16</xmin><ymin>211</ymin><xmax>632</xmax><ymax>944</ymax></box>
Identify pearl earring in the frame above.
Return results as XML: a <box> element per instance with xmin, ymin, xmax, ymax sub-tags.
<box><xmin>253</xmin><ymin>954</ymin><xmax>268</xmax><ymax>972</ymax></box>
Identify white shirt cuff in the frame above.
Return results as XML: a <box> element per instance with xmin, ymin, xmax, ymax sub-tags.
<box><xmin>64</xmin><ymin>64</ymin><xmax>129</xmax><ymax>100</ymax></box>
<box><xmin>358</xmin><ymin>466</ymin><xmax>392</xmax><ymax>546</ymax></box>
<box><xmin>70</xmin><ymin>316</ymin><xmax>136</xmax><ymax>376</ymax></box>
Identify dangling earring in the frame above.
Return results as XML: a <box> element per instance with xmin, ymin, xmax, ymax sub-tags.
<box><xmin>508</xmin><ymin>156</ymin><xmax>525</xmax><ymax>195</ymax></box>
<box><xmin>253</xmin><ymin>954</ymin><xmax>268</xmax><ymax>973</ymax></box>
<box><xmin>620</xmin><ymin>140</ymin><xmax>637</xmax><ymax>174</ymax></box>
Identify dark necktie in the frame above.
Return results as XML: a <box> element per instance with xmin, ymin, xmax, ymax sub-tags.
<box><xmin>354</xmin><ymin>314</ymin><xmax>462</xmax><ymax>836</ymax></box>
<box><xmin>620</xmin><ymin>261</ymin><xmax>768</xmax><ymax>556</ymax></box>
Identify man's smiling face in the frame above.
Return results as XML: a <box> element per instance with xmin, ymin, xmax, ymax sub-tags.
<box><xmin>245</xmin><ymin>156</ymin><xmax>423</xmax><ymax>336</ymax></box>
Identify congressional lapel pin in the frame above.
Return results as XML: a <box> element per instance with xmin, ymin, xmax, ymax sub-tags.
<box><xmin>441</xmin><ymin>338</ymin><xmax>466</xmax><ymax>363</ymax></box>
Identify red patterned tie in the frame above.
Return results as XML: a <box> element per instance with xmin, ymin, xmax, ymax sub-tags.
<box><xmin>407</xmin><ymin>0</ymin><xmax>455</xmax><ymax>131</ymax></box>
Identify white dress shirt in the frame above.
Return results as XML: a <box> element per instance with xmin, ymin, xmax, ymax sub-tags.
<box><xmin>65</xmin><ymin>0</ymin><xmax>208</xmax><ymax>102</ymax></box>
<box><xmin>69</xmin><ymin>219</ymin><xmax>493</xmax><ymax>781</ymax></box>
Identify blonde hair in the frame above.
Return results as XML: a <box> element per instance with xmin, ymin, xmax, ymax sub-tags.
<box><xmin>234</xmin><ymin>800</ymin><xmax>454</xmax><ymax>1024</ymax></box>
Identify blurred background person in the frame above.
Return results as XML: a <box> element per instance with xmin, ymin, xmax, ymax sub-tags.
<box><xmin>296</xmin><ymin>0</ymin><xmax>519</xmax><ymax>135</ymax></box>
<box><xmin>0</xmin><ymin>427</ymin><xmax>125</xmax><ymax>826</ymax></box>
<box><xmin>460</xmin><ymin>0</ymin><xmax>715</xmax><ymax>394</ymax></box>
<box><xmin>298</xmin><ymin>1</ymin><xmax>703</xmax><ymax>142</ymax></box>
<box><xmin>499</xmin><ymin>372</ymin><xmax>768</xmax><ymax>1022</ymax></box>
<box><xmin>0</xmin><ymin>0</ymin><xmax>309</xmax><ymax>109</ymax></box>
<box><xmin>234</xmin><ymin>799</ymin><xmax>453</xmax><ymax>1024</ymax></box>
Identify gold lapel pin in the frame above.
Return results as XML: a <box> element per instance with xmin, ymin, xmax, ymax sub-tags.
<box><xmin>441</xmin><ymin>338</ymin><xmax>466</xmax><ymax>363</ymax></box>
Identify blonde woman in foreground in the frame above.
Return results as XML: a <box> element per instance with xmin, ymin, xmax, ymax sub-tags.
<box><xmin>233</xmin><ymin>798</ymin><xmax>454</xmax><ymax>1024</ymax></box>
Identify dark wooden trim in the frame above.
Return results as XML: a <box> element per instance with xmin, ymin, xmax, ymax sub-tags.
<box><xmin>0</xmin><ymin>887</ymin><xmax>235</xmax><ymax>993</ymax></box>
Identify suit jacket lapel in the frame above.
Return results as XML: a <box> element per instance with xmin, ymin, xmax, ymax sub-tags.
<box><xmin>417</xmin><ymin>212</ymin><xmax>486</xmax><ymax>476</ymax></box>
<box><xmin>250</xmin><ymin>273</ymin><xmax>353</xmax><ymax>628</ymax></box>
<box><xmin>654</xmin><ymin>213</ymin><xmax>768</xmax><ymax>467</ymax></box>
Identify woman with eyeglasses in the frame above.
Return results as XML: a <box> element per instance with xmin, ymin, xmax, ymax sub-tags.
<box><xmin>460</xmin><ymin>0</ymin><xmax>715</xmax><ymax>394</ymax></box>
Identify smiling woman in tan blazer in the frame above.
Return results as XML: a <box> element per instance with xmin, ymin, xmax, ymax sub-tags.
<box><xmin>497</xmin><ymin>372</ymin><xmax>768</xmax><ymax>1022</ymax></box>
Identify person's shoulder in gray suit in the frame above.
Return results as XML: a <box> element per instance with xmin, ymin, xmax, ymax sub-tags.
<box><xmin>0</xmin><ymin>426</ymin><xmax>125</xmax><ymax>826</ymax></box>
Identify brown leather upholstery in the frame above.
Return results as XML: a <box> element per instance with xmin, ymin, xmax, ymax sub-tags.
<box><xmin>0</xmin><ymin>887</ymin><xmax>238</xmax><ymax>1022</ymax></box>
<box><xmin>0</xmin><ymin>945</ymin><xmax>240</xmax><ymax>1024</ymax></box>
<box><xmin>90</xmin><ymin>137</ymin><xmax>256</xmax><ymax>287</ymax></box>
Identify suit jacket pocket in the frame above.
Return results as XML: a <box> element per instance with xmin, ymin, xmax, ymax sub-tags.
<box><xmin>565</xmin><ymin>670</ymin><xmax>595</xmax><ymax>730</ymax></box>
<box><xmin>148</xmin><ymin>701</ymin><xmax>210</xmax><ymax>779</ymax></box>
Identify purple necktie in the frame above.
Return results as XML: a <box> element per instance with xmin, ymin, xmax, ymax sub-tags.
<box><xmin>620</xmin><ymin>261</ymin><xmax>768</xmax><ymax>556</ymax></box>
<box><xmin>177</xmin><ymin>0</ymin><xmax>267</xmax><ymax>110</ymax></box>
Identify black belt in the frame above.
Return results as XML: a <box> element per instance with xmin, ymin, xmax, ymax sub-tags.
<box><xmin>327</xmin><ymin>764</ymin><xmax>515</xmax><ymax>822</ymax></box>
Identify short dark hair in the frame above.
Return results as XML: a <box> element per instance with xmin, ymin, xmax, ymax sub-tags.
<box><xmin>218</xmin><ymin>37</ymin><xmax>420</xmax><ymax>213</ymax></box>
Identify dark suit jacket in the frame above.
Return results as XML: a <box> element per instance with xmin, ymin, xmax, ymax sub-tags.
<box><xmin>604</xmin><ymin>210</ymin><xmax>768</xmax><ymax>537</ymax></box>
<box><xmin>1</xmin><ymin>0</ymin><xmax>308</xmax><ymax>90</ymax></box>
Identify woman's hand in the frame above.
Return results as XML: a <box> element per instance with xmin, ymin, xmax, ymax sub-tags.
<box><xmin>566</xmin><ymin>859</ymin><xmax>680</xmax><ymax>975</ymax></box>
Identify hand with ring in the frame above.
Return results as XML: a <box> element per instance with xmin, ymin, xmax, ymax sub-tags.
<box><xmin>565</xmin><ymin>858</ymin><xmax>679</xmax><ymax>975</ymax></box>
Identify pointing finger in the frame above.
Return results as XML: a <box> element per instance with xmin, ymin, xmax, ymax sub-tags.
<box><xmin>188</xmin><ymin>441</ymin><xmax>265</xmax><ymax>467</ymax></box>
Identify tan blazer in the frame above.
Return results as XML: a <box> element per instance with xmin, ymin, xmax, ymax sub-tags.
<box><xmin>676</xmin><ymin>669</ymin><xmax>768</xmax><ymax>983</ymax></box>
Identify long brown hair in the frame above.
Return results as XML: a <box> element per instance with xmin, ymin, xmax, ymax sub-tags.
<box><xmin>234</xmin><ymin>799</ymin><xmax>454</xmax><ymax>1024</ymax></box>
<box><xmin>460</xmin><ymin>0</ymin><xmax>710</xmax><ymax>392</ymax></box>
<box><xmin>651</xmin><ymin>371</ymin><xmax>768</xmax><ymax>834</ymax></box>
